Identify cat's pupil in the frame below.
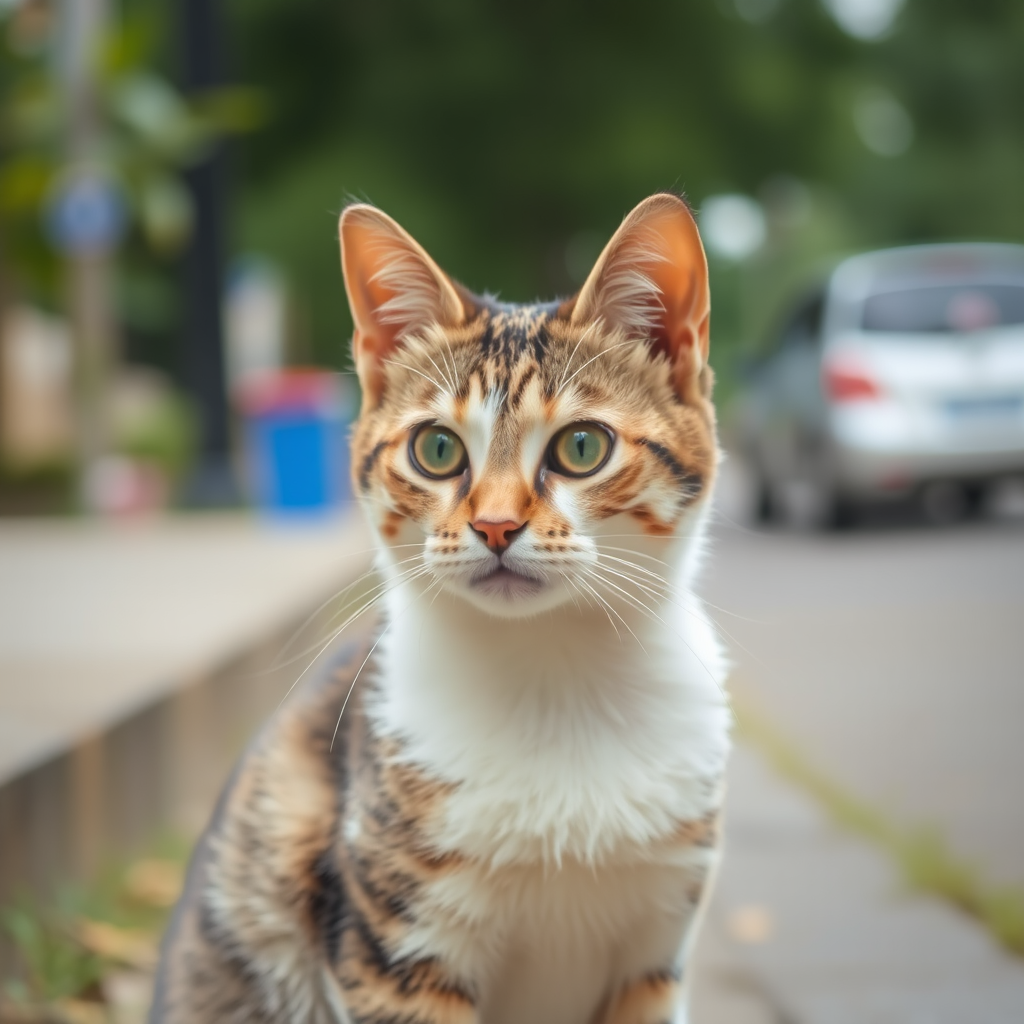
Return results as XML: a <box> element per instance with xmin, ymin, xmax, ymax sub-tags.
<box><xmin>574</xmin><ymin>433</ymin><xmax>587</xmax><ymax>459</ymax></box>
<box><xmin>435</xmin><ymin>437</ymin><xmax>447</xmax><ymax>459</ymax></box>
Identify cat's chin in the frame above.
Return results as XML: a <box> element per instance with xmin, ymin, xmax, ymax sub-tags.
<box><xmin>470</xmin><ymin>566</ymin><xmax>545</xmax><ymax>600</ymax></box>
<box><xmin>447</xmin><ymin>569</ymin><xmax>571</xmax><ymax>619</ymax></box>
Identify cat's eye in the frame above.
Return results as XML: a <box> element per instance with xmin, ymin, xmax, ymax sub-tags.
<box><xmin>410</xmin><ymin>424</ymin><xmax>468</xmax><ymax>479</ymax></box>
<box><xmin>547</xmin><ymin>423</ymin><xmax>613</xmax><ymax>478</ymax></box>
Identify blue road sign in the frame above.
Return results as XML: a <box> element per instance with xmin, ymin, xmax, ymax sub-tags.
<box><xmin>46</xmin><ymin>171</ymin><xmax>126</xmax><ymax>255</ymax></box>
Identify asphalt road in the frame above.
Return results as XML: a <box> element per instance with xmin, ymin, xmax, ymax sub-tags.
<box><xmin>699</xmin><ymin>515</ymin><xmax>1024</xmax><ymax>889</ymax></box>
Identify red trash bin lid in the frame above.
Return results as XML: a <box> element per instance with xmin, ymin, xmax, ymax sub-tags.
<box><xmin>237</xmin><ymin>369</ymin><xmax>342</xmax><ymax>417</ymax></box>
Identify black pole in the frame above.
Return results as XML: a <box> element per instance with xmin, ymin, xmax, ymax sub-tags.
<box><xmin>178</xmin><ymin>0</ymin><xmax>239</xmax><ymax>506</ymax></box>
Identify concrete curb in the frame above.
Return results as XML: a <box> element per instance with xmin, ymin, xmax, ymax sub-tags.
<box><xmin>692</xmin><ymin>744</ymin><xmax>1024</xmax><ymax>1023</ymax></box>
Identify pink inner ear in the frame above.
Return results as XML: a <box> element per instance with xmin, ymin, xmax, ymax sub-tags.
<box><xmin>570</xmin><ymin>195</ymin><xmax>710</xmax><ymax>387</ymax></box>
<box><xmin>343</xmin><ymin>220</ymin><xmax>403</xmax><ymax>354</ymax></box>
<box><xmin>642</xmin><ymin>222</ymin><xmax>710</xmax><ymax>368</ymax></box>
<box><xmin>339</xmin><ymin>205</ymin><xmax>467</xmax><ymax>406</ymax></box>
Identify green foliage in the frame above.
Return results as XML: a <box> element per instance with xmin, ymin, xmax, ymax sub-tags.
<box><xmin>0</xmin><ymin>4</ymin><xmax>265</xmax><ymax>306</ymax></box>
<box><xmin>1</xmin><ymin>898</ymin><xmax>102</xmax><ymax>1006</ymax></box>
<box><xmin>1</xmin><ymin>837</ymin><xmax>190</xmax><ymax>1017</ymax></box>
<box><xmin>224</xmin><ymin>0</ymin><xmax>1024</xmax><ymax>373</ymax></box>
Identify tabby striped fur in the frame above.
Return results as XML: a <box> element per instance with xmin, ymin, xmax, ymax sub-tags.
<box><xmin>151</xmin><ymin>193</ymin><xmax>731</xmax><ymax>1024</ymax></box>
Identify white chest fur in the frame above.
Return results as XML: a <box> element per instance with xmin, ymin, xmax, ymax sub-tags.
<box><xmin>366</xmin><ymin>548</ymin><xmax>730</xmax><ymax>1024</ymax></box>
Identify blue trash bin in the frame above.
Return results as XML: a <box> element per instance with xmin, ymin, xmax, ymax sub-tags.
<box><xmin>240</xmin><ymin>370</ymin><xmax>351</xmax><ymax>517</ymax></box>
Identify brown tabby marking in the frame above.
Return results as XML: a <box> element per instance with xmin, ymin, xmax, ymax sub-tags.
<box><xmin>155</xmin><ymin>643</ymin><xmax>474</xmax><ymax>1023</ymax></box>
<box><xmin>351</xmin><ymin>303</ymin><xmax>716</xmax><ymax>548</ymax></box>
<box><xmin>153</xmin><ymin>644</ymin><xmax>717</xmax><ymax>1024</ymax></box>
<box><xmin>603</xmin><ymin>969</ymin><xmax>681</xmax><ymax>1024</ymax></box>
<box><xmin>152</xmin><ymin>193</ymin><xmax>724</xmax><ymax>1024</ymax></box>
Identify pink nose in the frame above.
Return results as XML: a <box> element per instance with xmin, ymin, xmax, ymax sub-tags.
<box><xmin>470</xmin><ymin>519</ymin><xmax>526</xmax><ymax>553</ymax></box>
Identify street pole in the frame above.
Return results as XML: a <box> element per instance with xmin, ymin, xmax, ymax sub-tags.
<box><xmin>60</xmin><ymin>0</ymin><xmax>117</xmax><ymax>511</ymax></box>
<box><xmin>178</xmin><ymin>0</ymin><xmax>238</xmax><ymax>507</ymax></box>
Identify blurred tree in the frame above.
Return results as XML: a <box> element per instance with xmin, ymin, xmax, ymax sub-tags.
<box><xmin>0</xmin><ymin>0</ymin><xmax>61</xmax><ymax>312</ymax></box>
<box><xmin>224</xmin><ymin>0</ymin><xmax>1024</xmax><ymax>371</ymax></box>
<box><xmin>0</xmin><ymin>0</ymin><xmax>262</xmax><ymax>506</ymax></box>
<box><xmin>0</xmin><ymin>5</ymin><xmax>260</xmax><ymax>313</ymax></box>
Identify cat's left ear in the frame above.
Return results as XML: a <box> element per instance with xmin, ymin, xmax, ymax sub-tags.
<box><xmin>569</xmin><ymin>193</ymin><xmax>710</xmax><ymax>398</ymax></box>
<box><xmin>339</xmin><ymin>204</ymin><xmax>467</xmax><ymax>407</ymax></box>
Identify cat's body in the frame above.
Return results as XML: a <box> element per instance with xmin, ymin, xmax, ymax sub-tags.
<box><xmin>151</xmin><ymin>194</ymin><xmax>730</xmax><ymax>1024</ymax></box>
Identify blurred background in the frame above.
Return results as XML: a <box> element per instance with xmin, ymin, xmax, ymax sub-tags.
<box><xmin>1</xmin><ymin>0</ymin><xmax>1023</xmax><ymax>1021</ymax></box>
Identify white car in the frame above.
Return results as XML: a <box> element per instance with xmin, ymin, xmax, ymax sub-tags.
<box><xmin>736</xmin><ymin>243</ymin><xmax>1024</xmax><ymax>526</ymax></box>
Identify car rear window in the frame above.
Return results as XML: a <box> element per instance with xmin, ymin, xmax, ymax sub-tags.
<box><xmin>862</xmin><ymin>283</ymin><xmax>1024</xmax><ymax>333</ymax></box>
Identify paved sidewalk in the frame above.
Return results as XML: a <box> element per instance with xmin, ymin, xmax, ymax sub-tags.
<box><xmin>701</xmin><ymin>517</ymin><xmax>1024</xmax><ymax>890</ymax></box>
<box><xmin>0</xmin><ymin>512</ymin><xmax>371</xmax><ymax>785</ymax></box>
<box><xmin>692</xmin><ymin>743</ymin><xmax>1024</xmax><ymax>1023</ymax></box>
<box><xmin>4</xmin><ymin>511</ymin><xmax>1023</xmax><ymax>1021</ymax></box>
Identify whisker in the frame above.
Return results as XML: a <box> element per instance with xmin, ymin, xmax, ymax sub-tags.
<box><xmin>599</xmin><ymin>557</ymin><xmax>764</xmax><ymax>664</ymax></box>
<box><xmin>562</xmin><ymin>581</ymin><xmax>583</xmax><ymax>613</ymax></box>
<box><xmin>423</xmin><ymin>349</ymin><xmax>458</xmax><ymax>395</ymax></box>
<box><xmin>597</xmin><ymin>552</ymin><xmax>674</xmax><ymax>588</ymax></box>
<box><xmin>384</xmin><ymin>358</ymin><xmax>450</xmax><ymax>395</ymax></box>
<box><xmin>442</xmin><ymin>338</ymin><xmax>461</xmax><ymax>392</ymax></box>
<box><xmin>572</xmin><ymin>575</ymin><xmax>622</xmax><ymax>642</ymax></box>
<box><xmin>599</xmin><ymin>546</ymin><xmax>764</xmax><ymax>623</ymax></box>
<box><xmin>270</xmin><ymin>554</ymin><xmax>429</xmax><ymax>670</ymax></box>
<box><xmin>594</xmin><ymin>560</ymin><xmax>672</xmax><ymax>605</ymax></box>
<box><xmin>562</xmin><ymin>573</ymin><xmax>591</xmax><ymax>614</ymax></box>
<box><xmin>556</xmin><ymin>338</ymin><xmax>639</xmax><ymax>397</ymax></box>
<box><xmin>595</xmin><ymin>541</ymin><xmax>764</xmax><ymax>626</ymax></box>
<box><xmin>593</xmin><ymin>557</ymin><xmax>739</xmax><ymax>634</ymax></box>
<box><xmin>331</xmin><ymin>576</ymin><xmax>444</xmax><ymax>750</ymax></box>
<box><xmin>577</xmin><ymin>572</ymin><xmax>648</xmax><ymax>653</ymax></box>
<box><xmin>593</xmin><ymin>557</ymin><xmax>750</xmax><ymax>656</ymax></box>
<box><xmin>567</xmin><ymin>572</ymin><xmax>598</xmax><ymax>614</ymax></box>
<box><xmin>597</xmin><ymin>552</ymin><xmax>724</xmax><ymax>619</ymax></box>
<box><xmin>272</xmin><ymin>541</ymin><xmax>429</xmax><ymax>647</ymax></box>
<box><xmin>585</xmin><ymin>569</ymin><xmax>726</xmax><ymax>698</ymax></box>
<box><xmin>275</xmin><ymin>564</ymin><xmax>434</xmax><ymax>709</ymax></box>
<box><xmin>556</xmin><ymin>320</ymin><xmax>600</xmax><ymax>393</ymax></box>
<box><xmin>436</xmin><ymin>344</ymin><xmax>457</xmax><ymax>391</ymax></box>
<box><xmin>584</xmin><ymin>567</ymin><xmax>665</xmax><ymax>625</ymax></box>
<box><xmin>598</xmin><ymin>544</ymin><xmax>675</xmax><ymax>569</ymax></box>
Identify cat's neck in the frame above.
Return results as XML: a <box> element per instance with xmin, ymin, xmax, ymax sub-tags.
<box><xmin>381</xmin><ymin>586</ymin><xmax>660</xmax><ymax>699</ymax></box>
<box><xmin>366</xmin><ymin>542</ymin><xmax>730</xmax><ymax>864</ymax></box>
<box><xmin>368</xmin><ymin>518</ymin><xmax>728</xmax><ymax>765</ymax></box>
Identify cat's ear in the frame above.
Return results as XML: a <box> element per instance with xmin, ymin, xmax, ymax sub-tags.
<box><xmin>339</xmin><ymin>204</ymin><xmax>467</xmax><ymax>406</ymax></box>
<box><xmin>570</xmin><ymin>193</ymin><xmax>710</xmax><ymax>397</ymax></box>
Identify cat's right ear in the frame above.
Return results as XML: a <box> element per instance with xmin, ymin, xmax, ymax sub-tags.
<box><xmin>568</xmin><ymin>193</ymin><xmax>710</xmax><ymax>403</ymax></box>
<box><xmin>339</xmin><ymin>205</ymin><xmax>467</xmax><ymax>407</ymax></box>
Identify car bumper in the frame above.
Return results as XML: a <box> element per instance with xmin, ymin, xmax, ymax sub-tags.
<box><xmin>830</xmin><ymin>406</ymin><xmax>1024</xmax><ymax>496</ymax></box>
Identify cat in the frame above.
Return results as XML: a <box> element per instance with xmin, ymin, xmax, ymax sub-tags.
<box><xmin>150</xmin><ymin>192</ymin><xmax>730</xmax><ymax>1024</ymax></box>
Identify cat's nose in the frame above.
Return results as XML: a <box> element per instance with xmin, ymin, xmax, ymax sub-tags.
<box><xmin>470</xmin><ymin>519</ymin><xmax>527</xmax><ymax>554</ymax></box>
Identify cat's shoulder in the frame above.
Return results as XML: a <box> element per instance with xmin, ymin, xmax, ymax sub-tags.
<box><xmin>205</xmin><ymin>633</ymin><xmax>373</xmax><ymax>906</ymax></box>
<box><xmin>150</xmin><ymin>636</ymin><xmax>374</xmax><ymax>1022</ymax></box>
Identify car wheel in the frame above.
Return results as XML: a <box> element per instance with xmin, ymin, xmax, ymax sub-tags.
<box><xmin>824</xmin><ymin>493</ymin><xmax>860</xmax><ymax>531</ymax></box>
<box><xmin>754</xmin><ymin>474</ymin><xmax>775</xmax><ymax>523</ymax></box>
<box><xmin>920</xmin><ymin>481</ymin><xmax>969</xmax><ymax>525</ymax></box>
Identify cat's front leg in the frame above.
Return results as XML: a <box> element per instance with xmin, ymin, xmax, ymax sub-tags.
<box><xmin>328</xmin><ymin>946</ymin><xmax>478</xmax><ymax>1024</ymax></box>
<box><xmin>601</xmin><ymin>968</ymin><xmax>688</xmax><ymax>1024</ymax></box>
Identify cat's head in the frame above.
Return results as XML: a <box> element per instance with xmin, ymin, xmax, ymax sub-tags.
<box><xmin>340</xmin><ymin>194</ymin><xmax>717</xmax><ymax>619</ymax></box>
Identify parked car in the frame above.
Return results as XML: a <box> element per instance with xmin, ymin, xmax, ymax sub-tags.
<box><xmin>735</xmin><ymin>243</ymin><xmax>1024</xmax><ymax>527</ymax></box>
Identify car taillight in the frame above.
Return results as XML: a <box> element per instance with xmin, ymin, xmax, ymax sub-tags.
<box><xmin>823</xmin><ymin>363</ymin><xmax>883</xmax><ymax>402</ymax></box>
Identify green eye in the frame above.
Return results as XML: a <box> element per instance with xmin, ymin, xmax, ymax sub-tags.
<box><xmin>411</xmin><ymin>425</ymin><xmax>467</xmax><ymax>479</ymax></box>
<box><xmin>549</xmin><ymin>423</ymin><xmax>613</xmax><ymax>477</ymax></box>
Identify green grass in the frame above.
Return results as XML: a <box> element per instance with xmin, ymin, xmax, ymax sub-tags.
<box><xmin>1</xmin><ymin>836</ymin><xmax>189</xmax><ymax>1021</ymax></box>
<box><xmin>1</xmin><ymin>897</ymin><xmax>103</xmax><ymax>1008</ymax></box>
<box><xmin>734</xmin><ymin>700</ymin><xmax>1024</xmax><ymax>957</ymax></box>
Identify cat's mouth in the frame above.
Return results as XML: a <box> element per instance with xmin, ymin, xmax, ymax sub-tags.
<box><xmin>469</xmin><ymin>565</ymin><xmax>545</xmax><ymax>600</ymax></box>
